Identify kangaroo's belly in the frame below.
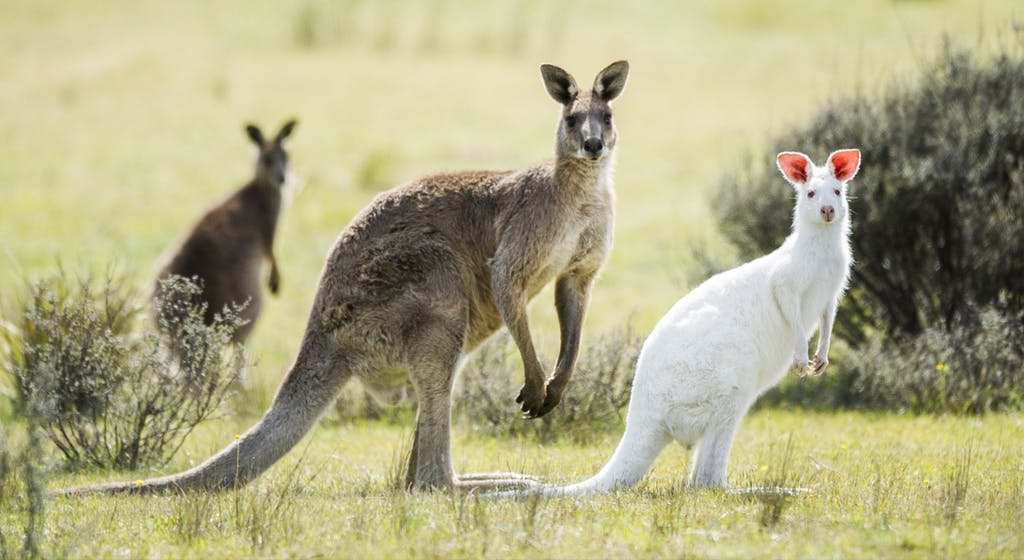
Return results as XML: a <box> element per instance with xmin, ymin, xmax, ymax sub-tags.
<box><xmin>360</xmin><ymin>366</ymin><xmax>414</xmax><ymax>406</ymax></box>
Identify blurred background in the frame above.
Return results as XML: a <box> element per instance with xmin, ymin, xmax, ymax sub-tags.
<box><xmin>2</xmin><ymin>0</ymin><xmax>1021</xmax><ymax>410</ymax></box>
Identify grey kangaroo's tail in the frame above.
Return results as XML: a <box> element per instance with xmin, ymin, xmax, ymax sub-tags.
<box><xmin>57</xmin><ymin>329</ymin><xmax>349</xmax><ymax>496</ymax></box>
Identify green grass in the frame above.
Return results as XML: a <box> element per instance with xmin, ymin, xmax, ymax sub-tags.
<box><xmin>10</xmin><ymin>410</ymin><xmax>1020</xmax><ymax>558</ymax></box>
<box><xmin>2</xmin><ymin>0</ymin><xmax>1024</xmax><ymax>557</ymax></box>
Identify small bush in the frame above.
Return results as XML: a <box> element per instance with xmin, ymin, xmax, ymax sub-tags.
<box><xmin>0</xmin><ymin>270</ymin><xmax>243</xmax><ymax>470</ymax></box>
<box><xmin>712</xmin><ymin>37</ymin><xmax>1024</xmax><ymax>412</ymax></box>
<box><xmin>851</xmin><ymin>304</ymin><xmax>1024</xmax><ymax>414</ymax></box>
<box><xmin>454</xmin><ymin>326</ymin><xmax>642</xmax><ymax>443</ymax></box>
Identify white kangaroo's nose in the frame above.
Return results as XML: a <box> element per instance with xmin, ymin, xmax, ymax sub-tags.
<box><xmin>820</xmin><ymin>206</ymin><xmax>835</xmax><ymax>222</ymax></box>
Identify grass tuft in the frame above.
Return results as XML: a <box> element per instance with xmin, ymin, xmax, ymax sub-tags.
<box><xmin>940</xmin><ymin>441</ymin><xmax>974</xmax><ymax>527</ymax></box>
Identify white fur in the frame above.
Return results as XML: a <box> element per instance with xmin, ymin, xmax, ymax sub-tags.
<box><xmin>492</xmin><ymin>149</ymin><xmax>860</xmax><ymax>498</ymax></box>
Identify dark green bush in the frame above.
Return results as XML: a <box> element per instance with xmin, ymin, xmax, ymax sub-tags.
<box><xmin>0</xmin><ymin>271</ymin><xmax>243</xmax><ymax>470</ymax></box>
<box><xmin>454</xmin><ymin>326</ymin><xmax>641</xmax><ymax>443</ymax></box>
<box><xmin>713</xmin><ymin>38</ymin><xmax>1024</xmax><ymax>413</ymax></box>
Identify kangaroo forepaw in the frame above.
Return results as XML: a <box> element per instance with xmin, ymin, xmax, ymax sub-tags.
<box><xmin>530</xmin><ymin>380</ymin><xmax>566</xmax><ymax>418</ymax></box>
<box><xmin>810</xmin><ymin>354</ymin><xmax>828</xmax><ymax>376</ymax></box>
<box><xmin>516</xmin><ymin>382</ymin><xmax>547</xmax><ymax>418</ymax></box>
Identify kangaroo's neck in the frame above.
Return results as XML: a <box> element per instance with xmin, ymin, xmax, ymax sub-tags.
<box><xmin>240</xmin><ymin>180</ymin><xmax>283</xmax><ymax>224</ymax></box>
<box><xmin>553</xmin><ymin>153</ymin><xmax>616</xmax><ymax>199</ymax></box>
<box><xmin>789</xmin><ymin>216</ymin><xmax>850</xmax><ymax>257</ymax></box>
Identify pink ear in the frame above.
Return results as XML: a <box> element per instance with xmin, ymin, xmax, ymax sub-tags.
<box><xmin>829</xmin><ymin>149</ymin><xmax>861</xmax><ymax>182</ymax></box>
<box><xmin>777</xmin><ymin>152</ymin><xmax>811</xmax><ymax>185</ymax></box>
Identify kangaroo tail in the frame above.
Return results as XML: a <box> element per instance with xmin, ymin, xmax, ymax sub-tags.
<box><xmin>57</xmin><ymin>330</ymin><xmax>349</xmax><ymax>496</ymax></box>
<box><xmin>489</xmin><ymin>412</ymin><xmax>671</xmax><ymax>499</ymax></box>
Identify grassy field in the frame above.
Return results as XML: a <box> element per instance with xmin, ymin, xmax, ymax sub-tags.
<box><xmin>2</xmin><ymin>0</ymin><xmax>1024</xmax><ymax>557</ymax></box>
<box><xmin>28</xmin><ymin>411</ymin><xmax>1024</xmax><ymax>558</ymax></box>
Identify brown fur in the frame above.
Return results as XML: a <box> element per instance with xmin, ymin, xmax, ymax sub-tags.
<box><xmin>61</xmin><ymin>61</ymin><xmax>629</xmax><ymax>496</ymax></box>
<box><xmin>154</xmin><ymin>120</ymin><xmax>297</xmax><ymax>345</ymax></box>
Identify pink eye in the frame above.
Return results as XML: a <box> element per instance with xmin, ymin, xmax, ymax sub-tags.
<box><xmin>834</xmin><ymin>189</ymin><xmax>841</xmax><ymax>196</ymax></box>
<box><xmin>807</xmin><ymin>191</ymin><xmax>815</xmax><ymax>198</ymax></box>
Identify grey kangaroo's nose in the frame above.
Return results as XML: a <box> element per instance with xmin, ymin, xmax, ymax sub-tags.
<box><xmin>583</xmin><ymin>137</ymin><xmax>603</xmax><ymax>155</ymax></box>
<box><xmin>821</xmin><ymin>206</ymin><xmax>835</xmax><ymax>222</ymax></box>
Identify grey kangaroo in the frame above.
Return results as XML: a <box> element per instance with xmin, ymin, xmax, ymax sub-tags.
<box><xmin>154</xmin><ymin>120</ymin><xmax>296</xmax><ymax>346</ymax></box>
<box><xmin>62</xmin><ymin>61</ymin><xmax>629</xmax><ymax>495</ymax></box>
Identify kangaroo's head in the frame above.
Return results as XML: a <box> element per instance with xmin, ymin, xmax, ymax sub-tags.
<box><xmin>245</xmin><ymin>119</ymin><xmax>298</xmax><ymax>188</ymax></box>
<box><xmin>541</xmin><ymin>60</ymin><xmax>629</xmax><ymax>162</ymax></box>
<box><xmin>777</xmin><ymin>149</ymin><xmax>861</xmax><ymax>228</ymax></box>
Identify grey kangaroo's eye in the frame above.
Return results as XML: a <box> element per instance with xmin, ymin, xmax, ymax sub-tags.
<box><xmin>604</xmin><ymin>113</ymin><xmax>612</xmax><ymax>125</ymax></box>
<box><xmin>261</xmin><ymin>154</ymin><xmax>274</xmax><ymax>166</ymax></box>
<box><xmin>565</xmin><ymin>116</ymin><xmax>577</xmax><ymax>128</ymax></box>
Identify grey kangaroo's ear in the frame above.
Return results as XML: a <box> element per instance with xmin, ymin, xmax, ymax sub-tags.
<box><xmin>275</xmin><ymin>119</ymin><xmax>298</xmax><ymax>143</ymax></box>
<box><xmin>593</xmin><ymin>60</ymin><xmax>629</xmax><ymax>102</ymax></box>
<box><xmin>540</xmin><ymin>64</ymin><xmax>579</xmax><ymax>105</ymax></box>
<box><xmin>245</xmin><ymin>124</ymin><xmax>265</xmax><ymax>147</ymax></box>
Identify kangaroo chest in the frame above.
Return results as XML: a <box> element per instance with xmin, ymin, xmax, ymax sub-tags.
<box><xmin>797</xmin><ymin>254</ymin><xmax>848</xmax><ymax>327</ymax></box>
<box><xmin>526</xmin><ymin>204</ymin><xmax>613</xmax><ymax>298</ymax></box>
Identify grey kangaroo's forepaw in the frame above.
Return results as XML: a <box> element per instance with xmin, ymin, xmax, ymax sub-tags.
<box><xmin>516</xmin><ymin>382</ymin><xmax>547</xmax><ymax>418</ymax></box>
<box><xmin>530</xmin><ymin>381</ymin><xmax>565</xmax><ymax>418</ymax></box>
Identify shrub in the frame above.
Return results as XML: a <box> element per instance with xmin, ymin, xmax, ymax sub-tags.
<box><xmin>454</xmin><ymin>326</ymin><xmax>642</xmax><ymax>443</ymax></box>
<box><xmin>0</xmin><ymin>270</ymin><xmax>243</xmax><ymax>470</ymax></box>
<box><xmin>851</xmin><ymin>304</ymin><xmax>1024</xmax><ymax>414</ymax></box>
<box><xmin>712</xmin><ymin>38</ymin><xmax>1024</xmax><ymax>412</ymax></box>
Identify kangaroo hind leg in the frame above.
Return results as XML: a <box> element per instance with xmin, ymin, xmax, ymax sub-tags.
<box><xmin>404</xmin><ymin>346</ymin><xmax>459</xmax><ymax>491</ymax></box>
<box><xmin>685</xmin><ymin>359</ymin><xmax>756</xmax><ymax>490</ymax></box>
<box><xmin>403</xmin><ymin>316</ymin><xmax>537</xmax><ymax>491</ymax></box>
<box><xmin>687</xmin><ymin>407</ymin><xmax>746</xmax><ymax>489</ymax></box>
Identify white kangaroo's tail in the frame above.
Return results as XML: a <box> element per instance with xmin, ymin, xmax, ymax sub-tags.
<box><xmin>57</xmin><ymin>329</ymin><xmax>350</xmax><ymax>496</ymax></box>
<box><xmin>490</xmin><ymin>413</ymin><xmax>671</xmax><ymax>499</ymax></box>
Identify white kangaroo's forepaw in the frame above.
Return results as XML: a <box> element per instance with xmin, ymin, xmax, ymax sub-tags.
<box><xmin>810</xmin><ymin>354</ymin><xmax>828</xmax><ymax>376</ymax></box>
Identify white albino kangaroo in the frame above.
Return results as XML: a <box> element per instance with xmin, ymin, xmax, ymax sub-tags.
<box><xmin>496</xmin><ymin>148</ymin><xmax>860</xmax><ymax>496</ymax></box>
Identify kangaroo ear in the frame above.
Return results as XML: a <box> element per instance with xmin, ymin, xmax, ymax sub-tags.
<box><xmin>541</xmin><ymin>64</ymin><xmax>578</xmax><ymax>105</ymax></box>
<box><xmin>276</xmin><ymin>119</ymin><xmax>298</xmax><ymax>143</ymax></box>
<box><xmin>593</xmin><ymin>60</ymin><xmax>629</xmax><ymax>102</ymax></box>
<box><xmin>777</xmin><ymin>152</ymin><xmax>812</xmax><ymax>186</ymax></box>
<box><xmin>829</xmin><ymin>148</ymin><xmax>861</xmax><ymax>182</ymax></box>
<box><xmin>245</xmin><ymin>124</ymin><xmax>265</xmax><ymax>147</ymax></box>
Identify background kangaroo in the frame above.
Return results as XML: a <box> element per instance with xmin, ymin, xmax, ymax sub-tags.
<box><xmin>154</xmin><ymin>119</ymin><xmax>297</xmax><ymax>346</ymax></box>
<box><xmin>64</xmin><ymin>60</ymin><xmax>629</xmax><ymax>495</ymax></box>
<box><xmin>492</xmin><ymin>149</ymin><xmax>860</xmax><ymax>497</ymax></box>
